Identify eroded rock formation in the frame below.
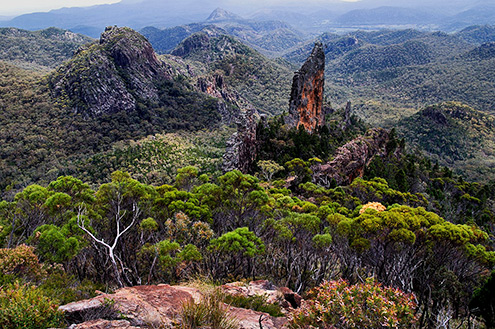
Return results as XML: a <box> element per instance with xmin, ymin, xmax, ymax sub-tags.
<box><xmin>50</xmin><ymin>26</ymin><xmax>172</xmax><ymax>116</ymax></box>
<box><xmin>222</xmin><ymin>107</ymin><xmax>259</xmax><ymax>173</ymax></box>
<box><xmin>196</xmin><ymin>73</ymin><xmax>244</xmax><ymax>124</ymax></box>
<box><xmin>311</xmin><ymin>128</ymin><xmax>390</xmax><ymax>186</ymax></box>
<box><xmin>286</xmin><ymin>42</ymin><xmax>325</xmax><ymax>133</ymax></box>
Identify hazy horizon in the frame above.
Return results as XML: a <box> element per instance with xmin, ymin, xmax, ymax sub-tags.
<box><xmin>1</xmin><ymin>0</ymin><xmax>488</xmax><ymax>17</ymax></box>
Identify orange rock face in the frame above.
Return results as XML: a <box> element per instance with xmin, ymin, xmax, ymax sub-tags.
<box><xmin>296</xmin><ymin>70</ymin><xmax>325</xmax><ymax>132</ymax></box>
<box><xmin>286</xmin><ymin>42</ymin><xmax>325</xmax><ymax>133</ymax></box>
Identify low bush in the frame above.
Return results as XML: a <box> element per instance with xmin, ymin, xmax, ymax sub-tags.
<box><xmin>0</xmin><ymin>282</ymin><xmax>63</xmax><ymax>329</ymax></box>
<box><xmin>288</xmin><ymin>278</ymin><xmax>418</xmax><ymax>329</ymax></box>
<box><xmin>223</xmin><ymin>294</ymin><xmax>284</xmax><ymax>317</ymax></box>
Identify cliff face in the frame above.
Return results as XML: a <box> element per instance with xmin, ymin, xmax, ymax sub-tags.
<box><xmin>49</xmin><ymin>26</ymin><xmax>172</xmax><ymax>117</ymax></box>
<box><xmin>286</xmin><ymin>42</ymin><xmax>325</xmax><ymax>133</ymax></box>
<box><xmin>222</xmin><ymin>108</ymin><xmax>259</xmax><ymax>173</ymax></box>
<box><xmin>196</xmin><ymin>73</ymin><xmax>243</xmax><ymax>124</ymax></box>
<box><xmin>311</xmin><ymin>128</ymin><xmax>390</xmax><ymax>186</ymax></box>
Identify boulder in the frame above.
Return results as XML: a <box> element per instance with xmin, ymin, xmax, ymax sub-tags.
<box><xmin>221</xmin><ymin>280</ymin><xmax>302</xmax><ymax>310</ymax></box>
<box><xmin>60</xmin><ymin>284</ymin><xmax>199</xmax><ymax>327</ymax></box>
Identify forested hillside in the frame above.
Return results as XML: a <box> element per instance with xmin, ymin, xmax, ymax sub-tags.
<box><xmin>0</xmin><ymin>27</ymin><xmax>232</xmax><ymax>192</ymax></box>
<box><xmin>170</xmin><ymin>31</ymin><xmax>293</xmax><ymax>115</ymax></box>
<box><xmin>0</xmin><ymin>27</ymin><xmax>93</xmax><ymax>70</ymax></box>
<box><xmin>284</xmin><ymin>29</ymin><xmax>495</xmax><ymax>120</ymax></box>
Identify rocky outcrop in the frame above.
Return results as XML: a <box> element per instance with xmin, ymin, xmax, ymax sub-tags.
<box><xmin>343</xmin><ymin>100</ymin><xmax>352</xmax><ymax>130</ymax></box>
<box><xmin>196</xmin><ymin>73</ymin><xmax>244</xmax><ymax>124</ymax></box>
<box><xmin>49</xmin><ymin>26</ymin><xmax>171</xmax><ymax>117</ymax></box>
<box><xmin>222</xmin><ymin>107</ymin><xmax>260</xmax><ymax>173</ymax></box>
<box><xmin>60</xmin><ymin>284</ymin><xmax>200</xmax><ymax>327</ymax></box>
<box><xmin>59</xmin><ymin>283</ymin><xmax>287</xmax><ymax>329</ymax></box>
<box><xmin>312</xmin><ymin>128</ymin><xmax>390</xmax><ymax>187</ymax></box>
<box><xmin>286</xmin><ymin>42</ymin><xmax>325</xmax><ymax>133</ymax></box>
<box><xmin>221</xmin><ymin>280</ymin><xmax>302</xmax><ymax>310</ymax></box>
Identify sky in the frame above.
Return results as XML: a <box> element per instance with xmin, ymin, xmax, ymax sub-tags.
<box><xmin>0</xmin><ymin>0</ymin><xmax>121</xmax><ymax>16</ymax></box>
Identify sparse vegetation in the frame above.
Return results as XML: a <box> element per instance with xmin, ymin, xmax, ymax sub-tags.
<box><xmin>178</xmin><ymin>288</ymin><xmax>238</xmax><ymax>329</ymax></box>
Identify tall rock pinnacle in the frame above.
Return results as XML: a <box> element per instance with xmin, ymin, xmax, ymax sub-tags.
<box><xmin>286</xmin><ymin>42</ymin><xmax>325</xmax><ymax>133</ymax></box>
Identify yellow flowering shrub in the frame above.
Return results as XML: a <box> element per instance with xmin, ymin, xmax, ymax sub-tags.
<box><xmin>359</xmin><ymin>202</ymin><xmax>386</xmax><ymax>214</ymax></box>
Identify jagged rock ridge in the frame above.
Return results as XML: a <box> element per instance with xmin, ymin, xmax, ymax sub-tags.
<box><xmin>311</xmin><ymin>128</ymin><xmax>390</xmax><ymax>186</ymax></box>
<box><xmin>286</xmin><ymin>42</ymin><xmax>325</xmax><ymax>133</ymax></box>
<box><xmin>196</xmin><ymin>73</ymin><xmax>244</xmax><ymax>124</ymax></box>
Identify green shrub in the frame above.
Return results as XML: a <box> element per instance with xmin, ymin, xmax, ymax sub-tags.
<box><xmin>223</xmin><ymin>294</ymin><xmax>284</xmax><ymax>317</ymax></box>
<box><xmin>39</xmin><ymin>268</ymin><xmax>102</xmax><ymax>305</ymax></box>
<box><xmin>288</xmin><ymin>279</ymin><xmax>418</xmax><ymax>329</ymax></box>
<box><xmin>0</xmin><ymin>282</ymin><xmax>63</xmax><ymax>329</ymax></box>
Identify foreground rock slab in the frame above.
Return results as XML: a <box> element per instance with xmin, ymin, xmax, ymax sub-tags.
<box><xmin>59</xmin><ymin>283</ymin><xmax>288</xmax><ymax>329</ymax></box>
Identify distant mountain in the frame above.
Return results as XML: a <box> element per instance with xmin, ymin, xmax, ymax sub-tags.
<box><xmin>0</xmin><ymin>27</ymin><xmax>93</xmax><ymax>70</ymax></box>
<box><xmin>397</xmin><ymin>102</ymin><xmax>495</xmax><ymax>180</ymax></box>
<box><xmin>0</xmin><ymin>0</ymin><xmax>219</xmax><ymax>38</ymax></box>
<box><xmin>335</xmin><ymin>6</ymin><xmax>444</xmax><ymax>27</ymax></box>
<box><xmin>206</xmin><ymin>8</ymin><xmax>243</xmax><ymax>22</ymax></box>
<box><xmin>141</xmin><ymin>8</ymin><xmax>307</xmax><ymax>56</ymax></box>
<box><xmin>450</xmin><ymin>4</ymin><xmax>495</xmax><ymax>27</ymax></box>
<box><xmin>3</xmin><ymin>0</ymin><xmax>495</xmax><ymax>38</ymax></box>
<box><xmin>247</xmin><ymin>8</ymin><xmax>315</xmax><ymax>27</ymax></box>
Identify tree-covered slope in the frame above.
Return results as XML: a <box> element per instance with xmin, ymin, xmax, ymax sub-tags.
<box><xmin>0</xmin><ymin>27</ymin><xmax>93</xmax><ymax>70</ymax></box>
<box><xmin>0</xmin><ymin>27</ymin><xmax>243</xmax><ymax>192</ymax></box>
<box><xmin>283</xmin><ymin>28</ymin><xmax>495</xmax><ymax>126</ymax></box>
<box><xmin>397</xmin><ymin>102</ymin><xmax>495</xmax><ymax>180</ymax></box>
<box><xmin>171</xmin><ymin>31</ymin><xmax>293</xmax><ymax>115</ymax></box>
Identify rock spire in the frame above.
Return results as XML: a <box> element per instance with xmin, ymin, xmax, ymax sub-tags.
<box><xmin>286</xmin><ymin>42</ymin><xmax>325</xmax><ymax>133</ymax></box>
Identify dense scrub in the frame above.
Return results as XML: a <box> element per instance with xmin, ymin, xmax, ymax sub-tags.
<box><xmin>0</xmin><ymin>61</ymin><xmax>230</xmax><ymax>193</ymax></box>
<box><xmin>0</xmin><ymin>27</ymin><xmax>93</xmax><ymax>70</ymax></box>
<box><xmin>1</xmin><ymin>159</ymin><xmax>493</xmax><ymax>327</ymax></box>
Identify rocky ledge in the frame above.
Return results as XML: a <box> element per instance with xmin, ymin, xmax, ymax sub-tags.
<box><xmin>58</xmin><ymin>280</ymin><xmax>298</xmax><ymax>329</ymax></box>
